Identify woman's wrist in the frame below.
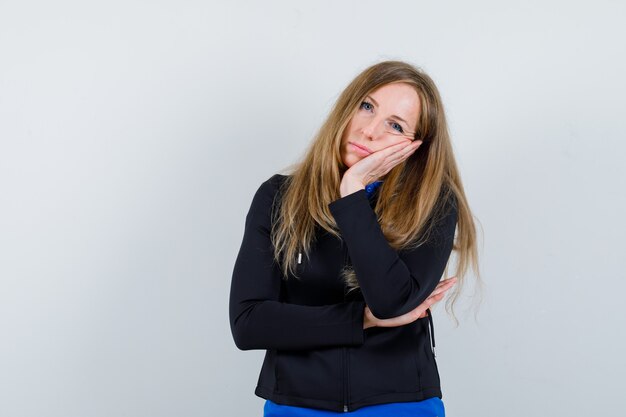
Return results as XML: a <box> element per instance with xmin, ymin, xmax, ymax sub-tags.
<box><xmin>363</xmin><ymin>306</ymin><xmax>374</xmax><ymax>329</ymax></box>
<box><xmin>340</xmin><ymin>175</ymin><xmax>365</xmax><ymax>197</ymax></box>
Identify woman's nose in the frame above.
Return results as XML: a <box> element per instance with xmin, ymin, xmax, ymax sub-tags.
<box><xmin>361</xmin><ymin>118</ymin><xmax>383</xmax><ymax>139</ymax></box>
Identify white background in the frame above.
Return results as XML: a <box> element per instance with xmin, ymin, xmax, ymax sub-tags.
<box><xmin>1</xmin><ymin>1</ymin><xmax>624</xmax><ymax>416</ymax></box>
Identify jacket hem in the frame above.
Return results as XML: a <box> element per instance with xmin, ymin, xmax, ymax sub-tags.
<box><xmin>350</xmin><ymin>388</ymin><xmax>442</xmax><ymax>410</ymax></box>
<box><xmin>255</xmin><ymin>386</ymin><xmax>344</xmax><ymax>412</ymax></box>
<box><xmin>255</xmin><ymin>385</ymin><xmax>442</xmax><ymax>413</ymax></box>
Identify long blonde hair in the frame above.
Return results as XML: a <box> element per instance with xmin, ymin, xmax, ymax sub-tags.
<box><xmin>271</xmin><ymin>60</ymin><xmax>481</xmax><ymax>323</ymax></box>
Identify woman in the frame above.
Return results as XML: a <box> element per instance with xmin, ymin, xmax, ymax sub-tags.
<box><xmin>229</xmin><ymin>60</ymin><xmax>479</xmax><ymax>416</ymax></box>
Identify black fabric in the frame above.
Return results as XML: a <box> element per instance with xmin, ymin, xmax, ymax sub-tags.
<box><xmin>229</xmin><ymin>174</ymin><xmax>458</xmax><ymax>412</ymax></box>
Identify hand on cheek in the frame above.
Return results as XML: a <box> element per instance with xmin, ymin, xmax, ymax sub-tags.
<box><xmin>340</xmin><ymin>140</ymin><xmax>422</xmax><ymax>197</ymax></box>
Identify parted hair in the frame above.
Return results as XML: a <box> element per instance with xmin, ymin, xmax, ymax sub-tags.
<box><xmin>270</xmin><ymin>60</ymin><xmax>481</xmax><ymax>322</ymax></box>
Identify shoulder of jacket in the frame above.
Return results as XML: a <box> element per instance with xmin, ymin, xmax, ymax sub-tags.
<box><xmin>267</xmin><ymin>173</ymin><xmax>291</xmax><ymax>188</ymax></box>
<box><xmin>258</xmin><ymin>173</ymin><xmax>291</xmax><ymax>195</ymax></box>
<box><xmin>251</xmin><ymin>174</ymin><xmax>291</xmax><ymax>211</ymax></box>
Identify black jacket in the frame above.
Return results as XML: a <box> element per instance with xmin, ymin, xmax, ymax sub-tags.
<box><xmin>229</xmin><ymin>174</ymin><xmax>458</xmax><ymax>412</ymax></box>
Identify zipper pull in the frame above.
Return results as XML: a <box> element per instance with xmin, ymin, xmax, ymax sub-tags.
<box><xmin>427</xmin><ymin>308</ymin><xmax>436</xmax><ymax>357</ymax></box>
<box><xmin>343</xmin><ymin>405</ymin><xmax>348</xmax><ymax>412</ymax></box>
<box><xmin>297</xmin><ymin>252</ymin><xmax>302</xmax><ymax>264</ymax></box>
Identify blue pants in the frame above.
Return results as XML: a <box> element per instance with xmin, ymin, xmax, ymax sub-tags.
<box><xmin>264</xmin><ymin>398</ymin><xmax>445</xmax><ymax>417</ymax></box>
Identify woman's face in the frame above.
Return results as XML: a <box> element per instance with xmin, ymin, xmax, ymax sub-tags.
<box><xmin>340</xmin><ymin>82</ymin><xmax>421</xmax><ymax>168</ymax></box>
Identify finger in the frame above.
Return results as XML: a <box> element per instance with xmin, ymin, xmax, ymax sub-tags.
<box><xmin>408</xmin><ymin>140</ymin><xmax>423</xmax><ymax>153</ymax></box>
<box><xmin>430</xmin><ymin>281</ymin><xmax>456</xmax><ymax>297</ymax></box>
<box><xmin>427</xmin><ymin>292</ymin><xmax>446</xmax><ymax>303</ymax></box>
<box><xmin>418</xmin><ymin>293</ymin><xmax>446</xmax><ymax>319</ymax></box>
<box><xmin>404</xmin><ymin>140</ymin><xmax>422</xmax><ymax>156</ymax></box>
<box><xmin>410</xmin><ymin>293</ymin><xmax>444</xmax><ymax>320</ymax></box>
<box><xmin>434</xmin><ymin>279</ymin><xmax>456</xmax><ymax>291</ymax></box>
<box><xmin>371</xmin><ymin>281</ymin><xmax>453</xmax><ymax>328</ymax></box>
<box><xmin>386</xmin><ymin>285</ymin><xmax>452</xmax><ymax>326</ymax></box>
<box><xmin>389</xmin><ymin>140</ymin><xmax>421</xmax><ymax>160</ymax></box>
<box><xmin>398</xmin><ymin>280</ymin><xmax>454</xmax><ymax>323</ymax></box>
<box><xmin>374</xmin><ymin>140</ymin><xmax>418</xmax><ymax>159</ymax></box>
<box><xmin>379</xmin><ymin>141</ymin><xmax>423</xmax><ymax>172</ymax></box>
<box><xmin>434</xmin><ymin>277</ymin><xmax>457</xmax><ymax>291</ymax></box>
<box><xmin>377</xmin><ymin>306</ymin><xmax>425</xmax><ymax>327</ymax></box>
<box><xmin>377</xmin><ymin>153</ymin><xmax>413</xmax><ymax>178</ymax></box>
<box><xmin>435</xmin><ymin>277</ymin><xmax>456</xmax><ymax>287</ymax></box>
<box><xmin>359</xmin><ymin>140</ymin><xmax>422</xmax><ymax>181</ymax></box>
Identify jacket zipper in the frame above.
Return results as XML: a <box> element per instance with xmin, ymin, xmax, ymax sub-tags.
<box><xmin>342</xmin><ymin>347</ymin><xmax>348</xmax><ymax>412</ymax></box>
<box><xmin>299</xmin><ymin>247</ymin><xmax>350</xmax><ymax>411</ymax></box>
<box><xmin>342</xmin><ymin>244</ymin><xmax>349</xmax><ymax>412</ymax></box>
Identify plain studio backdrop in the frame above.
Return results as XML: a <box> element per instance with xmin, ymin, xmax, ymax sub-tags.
<box><xmin>1</xmin><ymin>1</ymin><xmax>624</xmax><ymax>416</ymax></box>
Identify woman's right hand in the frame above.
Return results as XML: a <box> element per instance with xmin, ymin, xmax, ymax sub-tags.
<box><xmin>363</xmin><ymin>277</ymin><xmax>457</xmax><ymax>329</ymax></box>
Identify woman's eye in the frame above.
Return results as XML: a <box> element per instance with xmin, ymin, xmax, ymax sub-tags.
<box><xmin>359</xmin><ymin>101</ymin><xmax>374</xmax><ymax>112</ymax></box>
<box><xmin>390</xmin><ymin>122</ymin><xmax>404</xmax><ymax>133</ymax></box>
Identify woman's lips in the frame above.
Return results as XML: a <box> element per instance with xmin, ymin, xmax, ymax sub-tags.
<box><xmin>349</xmin><ymin>142</ymin><xmax>373</xmax><ymax>156</ymax></box>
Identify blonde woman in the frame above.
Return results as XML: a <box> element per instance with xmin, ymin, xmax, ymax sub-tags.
<box><xmin>229</xmin><ymin>60</ymin><xmax>479</xmax><ymax>417</ymax></box>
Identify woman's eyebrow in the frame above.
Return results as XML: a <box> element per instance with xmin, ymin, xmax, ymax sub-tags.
<box><xmin>366</xmin><ymin>95</ymin><xmax>379</xmax><ymax>107</ymax></box>
<box><xmin>366</xmin><ymin>95</ymin><xmax>410</xmax><ymax>125</ymax></box>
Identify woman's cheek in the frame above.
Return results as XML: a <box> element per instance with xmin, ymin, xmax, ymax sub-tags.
<box><xmin>342</xmin><ymin>148</ymin><xmax>362</xmax><ymax>168</ymax></box>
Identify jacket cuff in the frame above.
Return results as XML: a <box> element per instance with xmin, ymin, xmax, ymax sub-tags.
<box><xmin>328</xmin><ymin>189</ymin><xmax>369</xmax><ymax>214</ymax></box>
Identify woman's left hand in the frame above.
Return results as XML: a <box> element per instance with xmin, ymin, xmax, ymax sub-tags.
<box><xmin>363</xmin><ymin>277</ymin><xmax>457</xmax><ymax>329</ymax></box>
<box><xmin>340</xmin><ymin>140</ymin><xmax>422</xmax><ymax>197</ymax></box>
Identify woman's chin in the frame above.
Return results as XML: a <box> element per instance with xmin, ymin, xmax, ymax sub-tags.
<box><xmin>341</xmin><ymin>155</ymin><xmax>361</xmax><ymax>168</ymax></box>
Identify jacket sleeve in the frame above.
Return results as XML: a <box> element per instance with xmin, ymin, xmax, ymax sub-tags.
<box><xmin>328</xmin><ymin>189</ymin><xmax>458</xmax><ymax>320</ymax></box>
<box><xmin>229</xmin><ymin>175</ymin><xmax>366</xmax><ymax>351</ymax></box>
